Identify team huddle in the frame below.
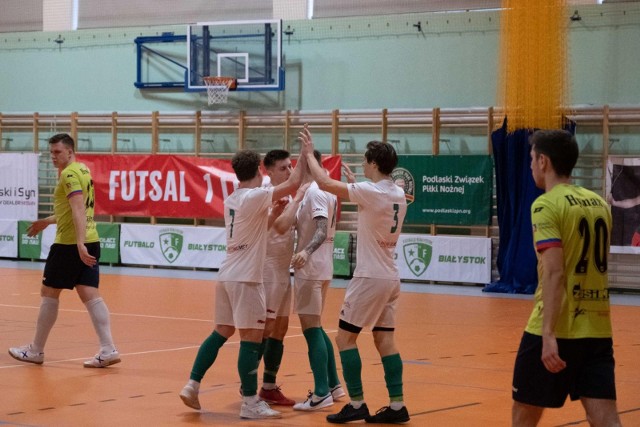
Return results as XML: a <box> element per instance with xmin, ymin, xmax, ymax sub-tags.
<box><xmin>8</xmin><ymin>128</ymin><xmax>622</xmax><ymax>426</ymax></box>
<box><xmin>179</xmin><ymin>126</ymin><xmax>410</xmax><ymax>423</ymax></box>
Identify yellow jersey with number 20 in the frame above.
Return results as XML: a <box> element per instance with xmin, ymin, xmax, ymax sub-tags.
<box><xmin>525</xmin><ymin>183</ymin><xmax>612</xmax><ymax>339</ymax></box>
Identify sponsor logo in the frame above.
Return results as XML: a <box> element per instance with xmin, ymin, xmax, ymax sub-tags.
<box><xmin>159</xmin><ymin>229</ymin><xmax>184</xmax><ymax>263</ymax></box>
<box><xmin>0</xmin><ymin>187</ymin><xmax>37</xmax><ymax>200</ymax></box>
<box><xmin>403</xmin><ymin>237</ymin><xmax>432</xmax><ymax>277</ymax></box>
<box><xmin>99</xmin><ymin>236</ymin><xmax>117</xmax><ymax>250</ymax></box>
<box><xmin>391</xmin><ymin>167</ymin><xmax>415</xmax><ymax>204</ymax></box>
<box><xmin>333</xmin><ymin>247</ymin><xmax>346</xmax><ymax>260</ymax></box>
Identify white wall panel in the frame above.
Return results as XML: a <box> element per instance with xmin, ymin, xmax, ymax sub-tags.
<box><xmin>0</xmin><ymin>0</ymin><xmax>43</xmax><ymax>32</ymax></box>
<box><xmin>77</xmin><ymin>0</ymin><xmax>273</xmax><ymax>29</ymax></box>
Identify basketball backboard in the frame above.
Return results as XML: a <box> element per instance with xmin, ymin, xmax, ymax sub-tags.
<box><xmin>187</xmin><ymin>19</ymin><xmax>283</xmax><ymax>92</ymax></box>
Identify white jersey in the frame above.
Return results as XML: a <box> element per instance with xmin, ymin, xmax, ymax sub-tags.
<box><xmin>265</xmin><ymin>193</ymin><xmax>295</xmax><ymax>283</ymax></box>
<box><xmin>295</xmin><ymin>181</ymin><xmax>337</xmax><ymax>280</ymax></box>
<box><xmin>218</xmin><ymin>187</ymin><xmax>274</xmax><ymax>283</ymax></box>
<box><xmin>348</xmin><ymin>179</ymin><xmax>407</xmax><ymax>279</ymax></box>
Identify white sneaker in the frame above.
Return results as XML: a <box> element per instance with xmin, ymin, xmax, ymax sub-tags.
<box><xmin>179</xmin><ymin>384</ymin><xmax>201</xmax><ymax>410</ymax></box>
<box><xmin>330</xmin><ymin>384</ymin><xmax>346</xmax><ymax>401</ymax></box>
<box><xmin>293</xmin><ymin>391</ymin><xmax>334</xmax><ymax>411</ymax></box>
<box><xmin>83</xmin><ymin>350</ymin><xmax>121</xmax><ymax>368</ymax></box>
<box><xmin>8</xmin><ymin>344</ymin><xmax>44</xmax><ymax>365</ymax></box>
<box><xmin>240</xmin><ymin>400</ymin><xmax>282</xmax><ymax>419</ymax></box>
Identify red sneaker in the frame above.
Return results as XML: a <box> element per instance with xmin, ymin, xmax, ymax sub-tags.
<box><xmin>259</xmin><ymin>385</ymin><xmax>295</xmax><ymax>406</ymax></box>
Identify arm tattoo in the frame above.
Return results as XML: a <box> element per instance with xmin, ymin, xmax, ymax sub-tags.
<box><xmin>304</xmin><ymin>217</ymin><xmax>328</xmax><ymax>255</ymax></box>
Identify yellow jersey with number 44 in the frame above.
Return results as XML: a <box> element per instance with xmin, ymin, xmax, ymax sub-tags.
<box><xmin>525</xmin><ymin>183</ymin><xmax>612</xmax><ymax>339</ymax></box>
<box><xmin>54</xmin><ymin>162</ymin><xmax>98</xmax><ymax>245</ymax></box>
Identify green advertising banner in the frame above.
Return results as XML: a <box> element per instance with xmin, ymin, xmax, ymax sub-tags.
<box><xmin>18</xmin><ymin>220</ymin><xmax>42</xmax><ymax>259</ymax></box>
<box><xmin>332</xmin><ymin>231</ymin><xmax>352</xmax><ymax>277</ymax></box>
<box><xmin>97</xmin><ymin>223</ymin><xmax>120</xmax><ymax>264</ymax></box>
<box><xmin>392</xmin><ymin>155</ymin><xmax>493</xmax><ymax>225</ymax></box>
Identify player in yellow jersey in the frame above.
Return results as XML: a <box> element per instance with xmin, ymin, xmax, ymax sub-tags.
<box><xmin>512</xmin><ymin>130</ymin><xmax>621</xmax><ymax>426</ymax></box>
<box><xmin>9</xmin><ymin>133</ymin><xmax>119</xmax><ymax>368</ymax></box>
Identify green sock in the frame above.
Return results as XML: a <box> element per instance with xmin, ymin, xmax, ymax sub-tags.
<box><xmin>321</xmin><ymin>328</ymin><xmax>340</xmax><ymax>388</ymax></box>
<box><xmin>238</xmin><ymin>341</ymin><xmax>261</xmax><ymax>397</ymax></box>
<box><xmin>303</xmin><ymin>327</ymin><xmax>329</xmax><ymax>397</ymax></box>
<box><xmin>257</xmin><ymin>338</ymin><xmax>267</xmax><ymax>365</ymax></box>
<box><xmin>339</xmin><ymin>348</ymin><xmax>363</xmax><ymax>400</ymax></box>
<box><xmin>189</xmin><ymin>331</ymin><xmax>227</xmax><ymax>382</ymax></box>
<box><xmin>382</xmin><ymin>353</ymin><xmax>404</xmax><ymax>400</ymax></box>
<box><xmin>263</xmin><ymin>337</ymin><xmax>284</xmax><ymax>384</ymax></box>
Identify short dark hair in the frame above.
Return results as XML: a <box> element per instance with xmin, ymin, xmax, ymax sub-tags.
<box><xmin>364</xmin><ymin>141</ymin><xmax>398</xmax><ymax>175</ymax></box>
<box><xmin>313</xmin><ymin>150</ymin><xmax>322</xmax><ymax>166</ymax></box>
<box><xmin>49</xmin><ymin>133</ymin><xmax>75</xmax><ymax>151</ymax></box>
<box><xmin>530</xmin><ymin>129</ymin><xmax>578</xmax><ymax>177</ymax></box>
<box><xmin>231</xmin><ymin>150</ymin><xmax>261</xmax><ymax>182</ymax></box>
<box><xmin>263</xmin><ymin>149</ymin><xmax>290</xmax><ymax>169</ymax></box>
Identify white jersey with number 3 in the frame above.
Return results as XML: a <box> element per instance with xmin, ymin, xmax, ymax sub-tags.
<box><xmin>348</xmin><ymin>180</ymin><xmax>407</xmax><ymax>279</ymax></box>
<box><xmin>218</xmin><ymin>187</ymin><xmax>274</xmax><ymax>283</ymax></box>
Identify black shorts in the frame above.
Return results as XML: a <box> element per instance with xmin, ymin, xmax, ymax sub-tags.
<box><xmin>43</xmin><ymin>243</ymin><xmax>101</xmax><ymax>290</ymax></box>
<box><xmin>512</xmin><ymin>332</ymin><xmax>616</xmax><ymax>408</ymax></box>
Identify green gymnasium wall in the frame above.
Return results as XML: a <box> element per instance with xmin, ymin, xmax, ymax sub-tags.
<box><xmin>0</xmin><ymin>4</ymin><xmax>639</xmax><ymax>113</ymax></box>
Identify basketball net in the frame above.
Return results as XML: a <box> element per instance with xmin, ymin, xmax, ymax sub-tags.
<box><xmin>203</xmin><ymin>77</ymin><xmax>236</xmax><ymax>105</ymax></box>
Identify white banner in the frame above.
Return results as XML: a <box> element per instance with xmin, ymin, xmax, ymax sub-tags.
<box><xmin>0</xmin><ymin>220</ymin><xmax>18</xmax><ymax>258</ymax></box>
<box><xmin>0</xmin><ymin>153</ymin><xmax>39</xmax><ymax>221</ymax></box>
<box><xmin>120</xmin><ymin>224</ymin><xmax>227</xmax><ymax>268</ymax></box>
<box><xmin>606</xmin><ymin>156</ymin><xmax>640</xmax><ymax>254</ymax></box>
<box><xmin>394</xmin><ymin>234</ymin><xmax>491</xmax><ymax>284</ymax></box>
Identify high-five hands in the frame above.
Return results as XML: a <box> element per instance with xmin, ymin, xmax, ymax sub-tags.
<box><xmin>298</xmin><ymin>124</ymin><xmax>314</xmax><ymax>157</ymax></box>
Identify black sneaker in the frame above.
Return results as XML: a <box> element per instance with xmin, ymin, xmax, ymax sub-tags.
<box><xmin>365</xmin><ymin>406</ymin><xmax>410</xmax><ymax>424</ymax></box>
<box><xmin>327</xmin><ymin>403</ymin><xmax>370</xmax><ymax>424</ymax></box>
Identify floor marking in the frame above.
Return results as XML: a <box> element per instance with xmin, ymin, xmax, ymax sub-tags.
<box><xmin>403</xmin><ymin>360</ymin><xmax>431</xmax><ymax>365</ymax></box>
<box><xmin>412</xmin><ymin>402</ymin><xmax>481</xmax><ymax>416</ymax></box>
<box><xmin>554</xmin><ymin>407</ymin><xmax>640</xmax><ymax>426</ymax></box>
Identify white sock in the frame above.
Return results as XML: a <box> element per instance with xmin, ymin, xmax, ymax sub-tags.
<box><xmin>262</xmin><ymin>382</ymin><xmax>276</xmax><ymax>391</ymax></box>
<box><xmin>390</xmin><ymin>401</ymin><xmax>404</xmax><ymax>411</ymax></box>
<box><xmin>84</xmin><ymin>297</ymin><xmax>116</xmax><ymax>353</ymax></box>
<box><xmin>350</xmin><ymin>400</ymin><xmax>365</xmax><ymax>409</ymax></box>
<box><xmin>187</xmin><ymin>380</ymin><xmax>200</xmax><ymax>391</ymax></box>
<box><xmin>243</xmin><ymin>394</ymin><xmax>259</xmax><ymax>405</ymax></box>
<box><xmin>32</xmin><ymin>297</ymin><xmax>59</xmax><ymax>353</ymax></box>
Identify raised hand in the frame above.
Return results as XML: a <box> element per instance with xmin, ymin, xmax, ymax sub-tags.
<box><xmin>341</xmin><ymin>162</ymin><xmax>356</xmax><ymax>183</ymax></box>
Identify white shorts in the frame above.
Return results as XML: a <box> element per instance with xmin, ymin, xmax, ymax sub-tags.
<box><xmin>264</xmin><ymin>279</ymin><xmax>292</xmax><ymax>319</ymax></box>
<box><xmin>339</xmin><ymin>277</ymin><xmax>400</xmax><ymax>329</ymax></box>
<box><xmin>293</xmin><ymin>277</ymin><xmax>330</xmax><ymax>316</ymax></box>
<box><xmin>214</xmin><ymin>281</ymin><xmax>266</xmax><ymax>329</ymax></box>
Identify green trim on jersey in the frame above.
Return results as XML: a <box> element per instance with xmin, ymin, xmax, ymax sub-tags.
<box><xmin>53</xmin><ymin>162</ymin><xmax>98</xmax><ymax>244</ymax></box>
<box><xmin>525</xmin><ymin>184</ymin><xmax>612</xmax><ymax>339</ymax></box>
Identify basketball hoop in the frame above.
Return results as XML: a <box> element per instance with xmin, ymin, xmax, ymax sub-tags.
<box><xmin>203</xmin><ymin>77</ymin><xmax>237</xmax><ymax>105</ymax></box>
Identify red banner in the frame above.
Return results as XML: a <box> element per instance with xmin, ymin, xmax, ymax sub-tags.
<box><xmin>78</xmin><ymin>154</ymin><xmax>342</xmax><ymax>218</ymax></box>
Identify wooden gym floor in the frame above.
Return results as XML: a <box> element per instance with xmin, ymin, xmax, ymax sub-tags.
<box><xmin>1</xmin><ymin>260</ymin><xmax>639</xmax><ymax>427</ymax></box>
